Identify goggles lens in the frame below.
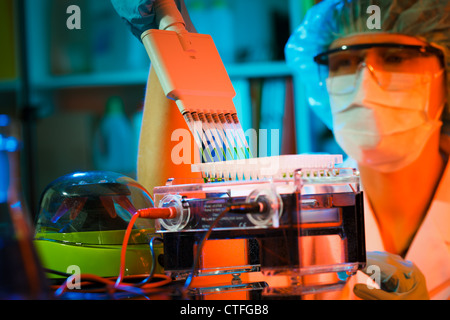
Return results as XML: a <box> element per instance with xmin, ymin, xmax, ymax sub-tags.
<box><xmin>314</xmin><ymin>43</ymin><xmax>444</xmax><ymax>94</ymax></box>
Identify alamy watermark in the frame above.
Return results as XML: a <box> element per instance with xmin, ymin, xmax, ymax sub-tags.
<box><xmin>367</xmin><ymin>5</ymin><xmax>381</xmax><ymax>30</ymax></box>
<box><xmin>366</xmin><ymin>264</ymin><xmax>381</xmax><ymax>289</ymax></box>
<box><xmin>65</xmin><ymin>265</ymin><xmax>81</xmax><ymax>289</ymax></box>
<box><xmin>64</xmin><ymin>3</ymin><xmax>381</xmax><ymax>31</ymax></box>
<box><xmin>170</xmin><ymin>125</ymin><xmax>281</xmax><ymax>165</ymax></box>
<box><xmin>66</xmin><ymin>5</ymin><xmax>81</xmax><ymax>30</ymax></box>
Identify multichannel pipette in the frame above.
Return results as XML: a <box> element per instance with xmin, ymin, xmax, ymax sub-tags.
<box><xmin>141</xmin><ymin>0</ymin><xmax>251</xmax><ymax>163</ymax></box>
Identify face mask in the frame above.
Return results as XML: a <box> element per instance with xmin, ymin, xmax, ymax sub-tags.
<box><xmin>328</xmin><ymin>68</ymin><xmax>444</xmax><ymax>172</ymax></box>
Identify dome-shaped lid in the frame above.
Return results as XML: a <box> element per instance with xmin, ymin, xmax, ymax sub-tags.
<box><xmin>35</xmin><ymin>171</ymin><xmax>155</xmax><ymax>245</ymax></box>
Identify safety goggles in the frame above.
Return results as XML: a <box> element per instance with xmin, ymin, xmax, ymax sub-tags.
<box><xmin>314</xmin><ymin>43</ymin><xmax>445</xmax><ymax>95</ymax></box>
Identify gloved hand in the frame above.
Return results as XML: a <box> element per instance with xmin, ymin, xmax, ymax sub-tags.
<box><xmin>110</xmin><ymin>0</ymin><xmax>196</xmax><ymax>40</ymax></box>
<box><xmin>354</xmin><ymin>251</ymin><xmax>429</xmax><ymax>300</ymax></box>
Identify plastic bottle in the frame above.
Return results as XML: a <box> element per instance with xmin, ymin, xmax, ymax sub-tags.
<box><xmin>187</xmin><ymin>0</ymin><xmax>210</xmax><ymax>34</ymax></box>
<box><xmin>89</xmin><ymin>1</ymin><xmax>128</xmax><ymax>72</ymax></box>
<box><xmin>93</xmin><ymin>97</ymin><xmax>135</xmax><ymax>176</ymax></box>
<box><xmin>0</xmin><ymin>114</ymin><xmax>49</xmax><ymax>299</ymax></box>
<box><xmin>209</xmin><ymin>0</ymin><xmax>235</xmax><ymax>64</ymax></box>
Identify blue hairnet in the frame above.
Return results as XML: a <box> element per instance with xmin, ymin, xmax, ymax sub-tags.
<box><xmin>285</xmin><ymin>0</ymin><xmax>450</xmax><ymax>130</ymax></box>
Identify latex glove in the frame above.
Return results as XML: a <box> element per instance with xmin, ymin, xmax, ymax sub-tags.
<box><xmin>110</xmin><ymin>0</ymin><xmax>196</xmax><ymax>40</ymax></box>
<box><xmin>354</xmin><ymin>251</ymin><xmax>429</xmax><ymax>300</ymax></box>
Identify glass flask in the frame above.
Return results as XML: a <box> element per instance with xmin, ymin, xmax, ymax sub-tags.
<box><xmin>0</xmin><ymin>114</ymin><xmax>49</xmax><ymax>299</ymax></box>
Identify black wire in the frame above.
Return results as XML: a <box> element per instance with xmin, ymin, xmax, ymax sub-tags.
<box><xmin>46</xmin><ymin>202</ymin><xmax>266</xmax><ymax>299</ymax></box>
<box><xmin>43</xmin><ymin>268</ymin><xmax>72</xmax><ymax>278</ymax></box>
<box><xmin>182</xmin><ymin>201</ymin><xmax>268</xmax><ymax>294</ymax></box>
<box><xmin>182</xmin><ymin>206</ymin><xmax>231</xmax><ymax>293</ymax></box>
<box><xmin>46</xmin><ymin>236</ymin><xmax>165</xmax><ymax>291</ymax></box>
<box><xmin>133</xmin><ymin>236</ymin><xmax>164</xmax><ymax>287</ymax></box>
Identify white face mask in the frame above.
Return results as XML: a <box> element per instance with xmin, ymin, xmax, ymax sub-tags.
<box><xmin>328</xmin><ymin>68</ymin><xmax>444</xmax><ymax>172</ymax></box>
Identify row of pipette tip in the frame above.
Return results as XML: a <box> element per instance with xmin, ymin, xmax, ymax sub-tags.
<box><xmin>183</xmin><ymin>111</ymin><xmax>252</xmax><ymax>163</ymax></box>
<box><xmin>191</xmin><ymin>154</ymin><xmax>344</xmax><ymax>182</ymax></box>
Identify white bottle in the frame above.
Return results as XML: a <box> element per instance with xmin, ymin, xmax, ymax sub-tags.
<box><xmin>187</xmin><ymin>0</ymin><xmax>210</xmax><ymax>34</ymax></box>
<box><xmin>93</xmin><ymin>97</ymin><xmax>135</xmax><ymax>176</ymax></box>
<box><xmin>209</xmin><ymin>0</ymin><xmax>234</xmax><ymax>64</ymax></box>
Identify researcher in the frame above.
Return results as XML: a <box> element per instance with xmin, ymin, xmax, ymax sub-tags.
<box><xmin>286</xmin><ymin>0</ymin><xmax>450</xmax><ymax>300</ymax></box>
<box><xmin>111</xmin><ymin>0</ymin><xmax>450</xmax><ymax>300</ymax></box>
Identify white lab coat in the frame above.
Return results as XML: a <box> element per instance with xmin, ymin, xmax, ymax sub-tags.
<box><xmin>340</xmin><ymin>157</ymin><xmax>450</xmax><ymax>300</ymax></box>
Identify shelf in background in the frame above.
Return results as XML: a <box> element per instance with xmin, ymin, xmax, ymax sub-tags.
<box><xmin>27</xmin><ymin>61</ymin><xmax>292</xmax><ymax>90</ymax></box>
<box><xmin>0</xmin><ymin>79</ymin><xmax>19</xmax><ymax>92</ymax></box>
<box><xmin>32</xmin><ymin>70</ymin><xmax>150</xmax><ymax>90</ymax></box>
<box><xmin>227</xmin><ymin>61</ymin><xmax>293</xmax><ymax>78</ymax></box>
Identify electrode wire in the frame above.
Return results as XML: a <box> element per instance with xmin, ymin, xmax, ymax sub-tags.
<box><xmin>115</xmin><ymin>211</ymin><xmax>172</xmax><ymax>290</ymax></box>
<box><xmin>132</xmin><ymin>236</ymin><xmax>164</xmax><ymax>287</ymax></box>
<box><xmin>54</xmin><ymin>209</ymin><xmax>173</xmax><ymax>299</ymax></box>
<box><xmin>182</xmin><ymin>206</ymin><xmax>231</xmax><ymax>294</ymax></box>
<box><xmin>181</xmin><ymin>201</ymin><xmax>268</xmax><ymax>296</ymax></box>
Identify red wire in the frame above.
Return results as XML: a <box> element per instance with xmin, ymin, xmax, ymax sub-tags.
<box><xmin>54</xmin><ymin>273</ymin><xmax>172</xmax><ymax>297</ymax></box>
<box><xmin>54</xmin><ymin>207</ymin><xmax>176</xmax><ymax>298</ymax></box>
<box><xmin>115</xmin><ymin>211</ymin><xmax>141</xmax><ymax>287</ymax></box>
<box><xmin>138</xmin><ymin>207</ymin><xmax>177</xmax><ymax>219</ymax></box>
<box><xmin>115</xmin><ymin>208</ymin><xmax>175</xmax><ymax>288</ymax></box>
